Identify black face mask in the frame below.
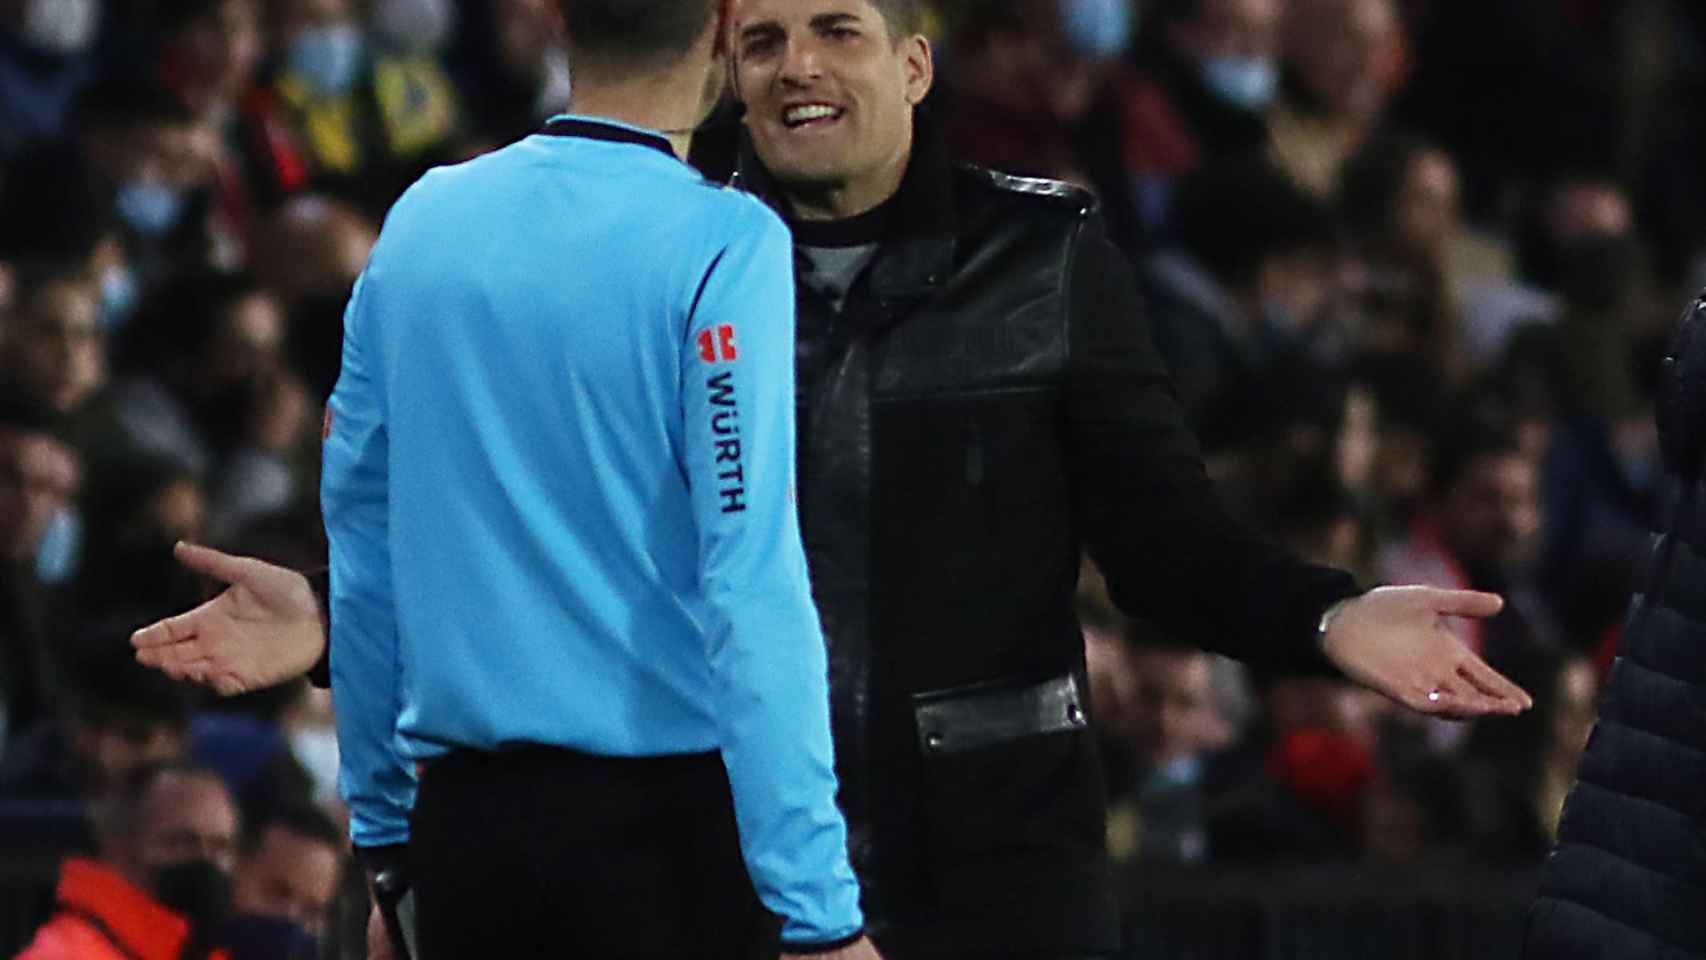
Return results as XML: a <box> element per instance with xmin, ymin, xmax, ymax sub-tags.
<box><xmin>151</xmin><ymin>859</ymin><xmax>233</xmax><ymax>930</ymax></box>
<box><xmin>214</xmin><ymin>913</ymin><xmax>320</xmax><ymax>960</ymax></box>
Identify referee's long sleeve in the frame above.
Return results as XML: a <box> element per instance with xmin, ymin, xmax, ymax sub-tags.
<box><xmin>681</xmin><ymin>222</ymin><xmax>861</xmax><ymax>947</ymax></box>
<box><xmin>322</xmin><ymin>272</ymin><xmax>416</xmax><ymax>849</ymax></box>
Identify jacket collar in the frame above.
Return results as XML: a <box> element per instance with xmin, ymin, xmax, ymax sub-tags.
<box><xmin>734</xmin><ymin>106</ymin><xmax>957</xmax><ymax>301</ymax></box>
<box><xmin>57</xmin><ymin>857</ymin><xmax>194</xmax><ymax>960</ymax></box>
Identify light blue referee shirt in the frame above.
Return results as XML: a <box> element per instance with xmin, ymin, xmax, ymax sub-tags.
<box><xmin>321</xmin><ymin>115</ymin><xmax>861</xmax><ymax>944</ymax></box>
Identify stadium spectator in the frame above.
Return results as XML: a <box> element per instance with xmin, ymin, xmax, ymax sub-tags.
<box><xmin>0</xmin><ymin>640</ymin><xmax>194</xmax><ymax>803</ymax></box>
<box><xmin>1104</xmin><ymin>640</ymin><xmax>1241</xmax><ymax>865</ymax></box>
<box><xmin>0</xmin><ymin>395</ymin><xmax>80</xmax><ymax>741</ymax></box>
<box><xmin>0</xmin><ymin>0</ymin><xmax>100</xmax><ymax>160</ymax></box>
<box><xmin>1377</xmin><ymin>405</ymin><xmax>1549</xmax><ymax>667</ymax></box>
<box><xmin>227</xmin><ymin>802</ymin><xmax>342</xmax><ymax>941</ymax></box>
<box><xmin>1338</xmin><ymin>132</ymin><xmax>1466</xmax><ymax>383</ymax></box>
<box><xmin>17</xmin><ymin>761</ymin><xmax>239</xmax><ymax>960</ymax></box>
<box><xmin>104</xmin><ymin>272</ymin><xmax>308</xmax><ymax>538</ymax></box>
<box><xmin>1141</xmin><ymin>155</ymin><xmax>1342</xmax><ymax>433</ymax></box>
<box><xmin>241</xmin><ymin>0</ymin><xmax>462</xmax><ymax>217</ymax></box>
<box><xmin>1116</xmin><ymin>0</ymin><xmax>1283</xmax><ymax>233</ymax></box>
<box><xmin>0</xmin><ymin>264</ymin><xmax>105</xmax><ymax>420</ymax></box>
<box><xmin>445</xmin><ymin>0</ymin><xmax>573</xmax><ymax>151</ymax></box>
<box><xmin>939</xmin><ymin>0</ymin><xmax>1129</xmax><ymax>187</ymax></box>
<box><xmin>1268</xmin><ymin>0</ymin><xmax>1403</xmax><ymax>197</ymax></box>
<box><xmin>157</xmin><ymin>0</ymin><xmax>267</xmax><ymax>126</ymax></box>
<box><xmin>1459</xmin><ymin>650</ymin><xmax>1599</xmax><ymax>861</ymax></box>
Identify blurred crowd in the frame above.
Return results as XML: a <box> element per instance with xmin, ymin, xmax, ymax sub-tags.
<box><xmin>2</xmin><ymin>0</ymin><xmax>1705</xmax><ymax>954</ymax></box>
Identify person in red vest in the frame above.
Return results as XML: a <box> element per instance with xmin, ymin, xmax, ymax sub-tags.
<box><xmin>20</xmin><ymin>761</ymin><xmax>240</xmax><ymax>960</ymax></box>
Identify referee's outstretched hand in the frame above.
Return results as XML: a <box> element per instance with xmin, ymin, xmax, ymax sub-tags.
<box><xmin>783</xmin><ymin>936</ymin><xmax>883</xmax><ymax>960</ymax></box>
<box><xmin>1319</xmin><ymin>585</ymin><xmax>1534</xmax><ymax>720</ymax></box>
<box><xmin>130</xmin><ymin>542</ymin><xmax>327</xmax><ymax>696</ymax></box>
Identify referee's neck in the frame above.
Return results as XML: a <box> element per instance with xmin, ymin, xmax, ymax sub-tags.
<box><xmin>565</xmin><ymin>73</ymin><xmax>711</xmax><ymax>161</ymax></box>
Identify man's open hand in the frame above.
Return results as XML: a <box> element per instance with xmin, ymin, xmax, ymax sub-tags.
<box><xmin>1321</xmin><ymin>585</ymin><xmax>1533</xmax><ymax>719</ymax></box>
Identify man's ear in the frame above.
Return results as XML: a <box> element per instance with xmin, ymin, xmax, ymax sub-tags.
<box><xmin>903</xmin><ymin>35</ymin><xmax>935</xmax><ymax>107</ymax></box>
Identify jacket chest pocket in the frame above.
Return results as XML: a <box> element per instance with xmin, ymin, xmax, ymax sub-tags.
<box><xmin>873</xmin><ymin>387</ymin><xmax>1068</xmax><ymax>594</ymax></box>
<box><xmin>952</xmin><ymin>388</ymin><xmax>1063</xmax><ymax>509</ymax></box>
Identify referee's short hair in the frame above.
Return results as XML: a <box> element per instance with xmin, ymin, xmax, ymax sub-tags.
<box><xmin>558</xmin><ymin>0</ymin><xmax>720</xmax><ymax>71</ymax></box>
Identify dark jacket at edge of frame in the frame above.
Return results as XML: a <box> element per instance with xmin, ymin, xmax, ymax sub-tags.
<box><xmin>1525</xmin><ymin>288</ymin><xmax>1706</xmax><ymax>960</ymax></box>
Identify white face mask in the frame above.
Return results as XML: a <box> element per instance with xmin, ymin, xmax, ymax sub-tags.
<box><xmin>371</xmin><ymin>0</ymin><xmax>456</xmax><ymax>55</ymax></box>
<box><xmin>19</xmin><ymin>0</ymin><xmax>100</xmax><ymax>55</ymax></box>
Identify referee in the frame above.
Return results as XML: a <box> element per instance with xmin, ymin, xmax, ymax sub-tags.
<box><xmin>319</xmin><ymin>0</ymin><xmax>872</xmax><ymax>956</ymax></box>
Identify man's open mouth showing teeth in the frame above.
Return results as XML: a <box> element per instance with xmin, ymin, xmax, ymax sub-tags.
<box><xmin>784</xmin><ymin>104</ymin><xmax>845</xmax><ymax>128</ymax></box>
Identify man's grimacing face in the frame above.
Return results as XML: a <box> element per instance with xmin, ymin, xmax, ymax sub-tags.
<box><xmin>732</xmin><ymin>0</ymin><xmax>931</xmax><ymax>198</ymax></box>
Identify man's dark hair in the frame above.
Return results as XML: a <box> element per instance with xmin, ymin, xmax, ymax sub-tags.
<box><xmin>99</xmin><ymin>760</ymin><xmax>230</xmax><ymax>846</ymax></box>
<box><xmin>556</xmin><ymin>0</ymin><xmax>718</xmax><ymax>69</ymax></box>
<box><xmin>242</xmin><ymin>801</ymin><xmax>343</xmax><ymax>857</ymax></box>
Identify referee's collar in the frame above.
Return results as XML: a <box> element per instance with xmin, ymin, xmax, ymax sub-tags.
<box><xmin>541</xmin><ymin>115</ymin><xmax>678</xmax><ymax>161</ymax></box>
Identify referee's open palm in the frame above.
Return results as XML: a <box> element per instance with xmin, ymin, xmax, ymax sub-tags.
<box><xmin>130</xmin><ymin>542</ymin><xmax>326</xmax><ymax>696</ymax></box>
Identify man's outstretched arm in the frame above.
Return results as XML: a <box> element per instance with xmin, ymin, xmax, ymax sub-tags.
<box><xmin>1064</xmin><ymin>219</ymin><xmax>1530</xmax><ymax>719</ymax></box>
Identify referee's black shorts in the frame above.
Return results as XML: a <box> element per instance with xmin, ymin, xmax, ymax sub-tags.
<box><xmin>410</xmin><ymin>745</ymin><xmax>779</xmax><ymax>958</ymax></box>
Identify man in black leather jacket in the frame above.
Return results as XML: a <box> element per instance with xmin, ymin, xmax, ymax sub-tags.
<box><xmin>1523</xmin><ymin>290</ymin><xmax>1706</xmax><ymax>960</ymax></box>
<box><xmin>132</xmin><ymin>0</ymin><xmax>1532</xmax><ymax>955</ymax></box>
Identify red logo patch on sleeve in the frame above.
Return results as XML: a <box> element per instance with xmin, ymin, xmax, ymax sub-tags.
<box><xmin>697</xmin><ymin>324</ymin><xmax>739</xmax><ymax>363</ymax></box>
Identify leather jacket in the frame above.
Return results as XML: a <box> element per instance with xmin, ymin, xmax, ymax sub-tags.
<box><xmin>736</xmin><ymin>113</ymin><xmax>1360</xmax><ymax>952</ymax></box>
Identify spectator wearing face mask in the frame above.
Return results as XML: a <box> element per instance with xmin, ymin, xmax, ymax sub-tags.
<box><xmin>0</xmin><ymin>394</ymin><xmax>80</xmax><ymax>745</ymax></box>
<box><xmin>18</xmin><ymin>761</ymin><xmax>239</xmax><ymax>960</ymax></box>
<box><xmin>240</xmin><ymin>0</ymin><xmax>463</xmax><ymax>218</ymax></box>
<box><xmin>224</xmin><ymin>803</ymin><xmax>342</xmax><ymax>949</ymax></box>
<box><xmin>939</xmin><ymin>0</ymin><xmax>1132</xmax><ymax>187</ymax></box>
<box><xmin>1266</xmin><ymin>0</ymin><xmax>1404</xmax><ymax>198</ymax></box>
<box><xmin>1117</xmin><ymin>0</ymin><xmax>1284</xmax><ymax>234</ymax></box>
<box><xmin>16</xmin><ymin>73</ymin><xmax>231</xmax><ymax>278</ymax></box>
<box><xmin>0</xmin><ymin>124</ymin><xmax>150</xmax><ymax>335</ymax></box>
<box><xmin>0</xmin><ymin>0</ymin><xmax>101</xmax><ymax>160</ymax></box>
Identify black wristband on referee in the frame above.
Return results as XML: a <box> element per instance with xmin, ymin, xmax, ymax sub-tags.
<box><xmin>353</xmin><ymin>842</ymin><xmax>409</xmax><ymax>879</ymax></box>
<box><xmin>300</xmin><ymin>565</ymin><xmax>332</xmax><ymax>688</ymax></box>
